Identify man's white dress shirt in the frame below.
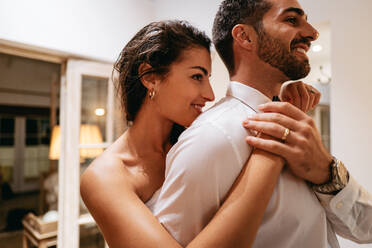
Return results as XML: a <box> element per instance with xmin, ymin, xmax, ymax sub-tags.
<box><xmin>151</xmin><ymin>81</ymin><xmax>372</xmax><ymax>248</ymax></box>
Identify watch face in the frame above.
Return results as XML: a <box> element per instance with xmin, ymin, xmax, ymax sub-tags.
<box><xmin>336</xmin><ymin>160</ymin><xmax>349</xmax><ymax>186</ymax></box>
<box><xmin>312</xmin><ymin>159</ymin><xmax>349</xmax><ymax>194</ymax></box>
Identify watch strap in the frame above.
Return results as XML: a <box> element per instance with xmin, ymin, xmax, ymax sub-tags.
<box><xmin>312</xmin><ymin>158</ymin><xmax>349</xmax><ymax>195</ymax></box>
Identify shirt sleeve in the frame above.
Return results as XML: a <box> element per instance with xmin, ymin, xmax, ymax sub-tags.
<box><xmin>153</xmin><ymin>122</ymin><xmax>250</xmax><ymax>246</ymax></box>
<box><xmin>315</xmin><ymin>176</ymin><xmax>372</xmax><ymax>243</ymax></box>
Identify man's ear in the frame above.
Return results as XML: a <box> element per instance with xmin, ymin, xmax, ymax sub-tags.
<box><xmin>138</xmin><ymin>62</ymin><xmax>159</xmax><ymax>90</ymax></box>
<box><xmin>231</xmin><ymin>24</ymin><xmax>257</xmax><ymax>51</ymax></box>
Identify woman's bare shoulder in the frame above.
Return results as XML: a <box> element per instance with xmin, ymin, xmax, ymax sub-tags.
<box><xmin>80</xmin><ymin>136</ymin><xmax>136</xmax><ymax>199</ymax></box>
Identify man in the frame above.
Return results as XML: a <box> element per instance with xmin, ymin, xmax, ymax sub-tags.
<box><xmin>152</xmin><ymin>0</ymin><xmax>372</xmax><ymax>247</ymax></box>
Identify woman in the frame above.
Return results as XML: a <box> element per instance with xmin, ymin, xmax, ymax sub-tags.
<box><xmin>80</xmin><ymin>20</ymin><xmax>319</xmax><ymax>248</ymax></box>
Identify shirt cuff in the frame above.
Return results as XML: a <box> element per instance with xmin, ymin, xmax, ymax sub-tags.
<box><xmin>315</xmin><ymin>176</ymin><xmax>359</xmax><ymax>212</ymax></box>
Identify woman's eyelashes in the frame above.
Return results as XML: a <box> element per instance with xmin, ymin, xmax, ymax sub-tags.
<box><xmin>191</xmin><ymin>73</ymin><xmax>203</xmax><ymax>82</ymax></box>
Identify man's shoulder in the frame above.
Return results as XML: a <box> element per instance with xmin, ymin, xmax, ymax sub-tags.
<box><xmin>180</xmin><ymin>96</ymin><xmax>256</xmax><ymax>145</ymax></box>
<box><xmin>193</xmin><ymin>96</ymin><xmax>250</xmax><ymax>124</ymax></box>
<box><xmin>167</xmin><ymin>97</ymin><xmax>255</xmax><ymax>168</ymax></box>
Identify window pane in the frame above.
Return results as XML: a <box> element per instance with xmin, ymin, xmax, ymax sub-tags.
<box><xmin>0</xmin><ymin>147</ymin><xmax>14</xmax><ymax>183</ymax></box>
<box><xmin>113</xmin><ymin>95</ymin><xmax>127</xmax><ymax>140</ymax></box>
<box><xmin>26</xmin><ymin>119</ymin><xmax>38</xmax><ymax>133</ymax></box>
<box><xmin>81</xmin><ymin>76</ymin><xmax>108</xmax><ymax>143</ymax></box>
<box><xmin>1</xmin><ymin>118</ymin><xmax>15</xmax><ymax>133</ymax></box>
<box><xmin>24</xmin><ymin>118</ymin><xmax>50</xmax><ymax>180</ymax></box>
<box><xmin>26</xmin><ymin>119</ymin><xmax>38</xmax><ymax>145</ymax></box>
<box><xmin>0</xmin><ymin>116</ymin><xmax>15</xmax><ymax>184</ymax></box>
<box><xmin>40</xmin><ymin>119</ymin><xmax>51</xmax><ymax>145</ymax></box>
<box><xmin>1</xmin><ymin>138</ymin><xmax>13</xmax><ymax>146</ymax></box>
<box><xmin>0</xmin><ymin>118</ymin><xmax>15</xmax><ymax>146</ymax></box>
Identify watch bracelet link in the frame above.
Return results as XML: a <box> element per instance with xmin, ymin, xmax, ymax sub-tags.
<box><xmin>311</xmin><ymin>157</ymin><xmax>349</xmax><ymax>195</ymax></box>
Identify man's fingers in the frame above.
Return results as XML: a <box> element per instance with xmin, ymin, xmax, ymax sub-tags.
<box><xmin>280</xmin><ymin>86</ymin><xmax>292</xmax><ymax>103</ymax></box>
<box><xmin>313</xmin><ymin>89</ymin><xmax>321</xmax><ymax>108</ymax></box>
<box><xmin>305</xmin><ymin>84</ymin><xmax>321</xmax><ymax>110</ymax></box>
<box><xmin>258</xmin><ymin>102</ymin><xmax>308</xmax><ymax>121</ymax></box>
<box><xmin>245</xmin><ymin>136</ymin><xmax>292</xmax><ymax>157</ymax></box>
<box><xmin>297</xmin><ymin>83</ymin><xmax>310</xmax><ymax>112</ymax></box>
<box><xmin>304</xmin><ymin>84</ymin><xmax>315</xmax><ymax>110</ymax></box>
<box><xmin>287</xmin><ymin>83</ymin><xmax>301</xmax><ymax>110</ymax></box>
<box><xmin>308</xmin><ymin>95</ymin><xmax>315</xmax><ymax>112</ymax></box>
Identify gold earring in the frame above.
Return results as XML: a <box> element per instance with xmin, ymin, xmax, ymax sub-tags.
<box><xmin>149</xmin><ymin>89</ymin><xmax>156</xmax><ymax>100</ymax></box>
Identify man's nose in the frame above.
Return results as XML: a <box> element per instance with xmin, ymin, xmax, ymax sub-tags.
<box><xmin>301</xmin><ymin>22</ymin><xmax>319</xmax><ymax>42</ymax></box>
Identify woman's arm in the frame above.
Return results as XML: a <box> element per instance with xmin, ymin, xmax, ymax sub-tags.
<box><xmin>187</xmin><ymin>142</ymin><xmax>284</xmax><ymax>248</ymax></box>
<box><xmin>80</xmin><ymin>156</ymin><xmax>182</xmax><ymax>248</ymax></box>
<box><xmin>81</xmin><ymin>142</ymin><xmax>283</xmax><ymax>248</ymax></box>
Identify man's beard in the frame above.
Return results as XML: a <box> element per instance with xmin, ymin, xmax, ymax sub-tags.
<box><xmin>257</xmin><ymin>29</ymin><xmax>311</xmax><ymax>80</ymax></box>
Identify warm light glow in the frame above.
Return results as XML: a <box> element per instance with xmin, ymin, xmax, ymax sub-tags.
<box><xmin>49</xmin><ymin>126</ymin><xmax>61</xmax><ymax>160</ymax></box>
<box><xmin>95</xmin><ymin>108</ymin><xmax>105</xmax><ymax>116</ymax></box>
<box><xmin>79</xmin><ymin>124</ymin><xmax>104</xmax><ymax>158</ymax></box>
<box><xmin>312</xmin><ymin>45</ymin><xmax>323</xmax><ymax>52</ymax></box>
<box><xmin>49</xmin><ymin>124</ymin><xmax>104</xmax><ymax>160</ymax></box>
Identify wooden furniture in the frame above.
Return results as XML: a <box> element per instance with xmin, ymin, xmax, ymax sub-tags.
<box><xmin>22</xmin><ymin>213</ymin><xmax>57</xmax><ymax>248</ymax></box>
<box><xmin>22</xmin><ymin>212</ymin><xmax>99</xmax><ymax>248</ymax></box>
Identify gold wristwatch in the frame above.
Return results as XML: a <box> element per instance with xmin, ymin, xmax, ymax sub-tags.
<box><xmin>312</xmin><ymin>158</ymin><xmax>349</xmax><ymax>195</ymax></box>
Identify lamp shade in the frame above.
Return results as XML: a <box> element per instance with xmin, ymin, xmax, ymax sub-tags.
<box><xmin>49</xmin><ymin>124</ymin><xmax>104</xmax><ymax>160</ymax></box>
<box><xmin>49</xmin><ymin>125</ymin><xmax>61</xmax><ymax>160</ymax></box>
<box><xmin>79</xmin><ymin>124</ymin><xmax>104</xmax><ymax>158</ymax></box>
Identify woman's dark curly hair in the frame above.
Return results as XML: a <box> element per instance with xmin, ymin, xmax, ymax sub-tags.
<box><xmin>114</xmin><ymin>20</ymin><xmax>211</xmax><ymax>144</ymax></box>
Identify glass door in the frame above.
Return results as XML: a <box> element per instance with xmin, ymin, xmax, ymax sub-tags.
<box><xmin>59</xmin><ymin>60</ymin><xmax>121</xmax><ymax>248</ymax></box>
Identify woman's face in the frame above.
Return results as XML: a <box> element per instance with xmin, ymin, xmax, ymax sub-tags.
<box><xmin>155</xmin><ymin>46</ymin><xmax>214</xmax><ymax>127</ymax></box>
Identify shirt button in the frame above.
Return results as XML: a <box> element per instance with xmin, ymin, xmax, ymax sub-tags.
<box><xmin>336</xmin><ymin>201</ymin><xmax>344</xmax><ymax>209</ymax></box>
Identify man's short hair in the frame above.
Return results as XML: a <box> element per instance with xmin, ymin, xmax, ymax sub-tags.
<box><xmin>212</xmin><ymin>0</ymin><xmax>272</xmax><ymax>73</ymax></box>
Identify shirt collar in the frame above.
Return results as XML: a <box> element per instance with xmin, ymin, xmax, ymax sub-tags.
<box><xmin>226</xmin><ymin>81</ymin><xmax>271</xmax><ymax>113</ymax></box>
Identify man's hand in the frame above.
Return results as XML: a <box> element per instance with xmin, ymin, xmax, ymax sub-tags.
<box><xmin>243</xmin><ymin>102</ymin><xmax>333</xmax><ymax>184</ymax></box>
<box><xmin>280</xmin><ymin>82</ymin><xmax>321</xmax><ymax>112</ymax></box>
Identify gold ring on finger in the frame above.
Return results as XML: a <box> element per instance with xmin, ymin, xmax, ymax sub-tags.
<box><xmin>281</xmin><ymin>128</ymin><xmax>290</xmax><ymax>142</ymax></box>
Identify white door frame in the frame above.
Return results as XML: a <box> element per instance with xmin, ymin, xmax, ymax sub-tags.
<box><xmin>58</xmin><ymin>59</ymin><xmax>113</xmax><ymax>248</ymax></box>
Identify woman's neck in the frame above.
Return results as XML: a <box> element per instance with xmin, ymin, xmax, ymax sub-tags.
<box><xmin>126</xmin><ymin>103</ymin><xmax>173</xmax><ymax>158</ymax></box>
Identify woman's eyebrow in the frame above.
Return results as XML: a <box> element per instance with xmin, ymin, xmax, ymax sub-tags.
<box><xmin>190</xmin><ymin>66</ymin><xmax>209</xmax><ymax>76</ymax></box>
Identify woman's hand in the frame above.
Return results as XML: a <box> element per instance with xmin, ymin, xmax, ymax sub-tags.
<box><xmin>243</xmin><ymin>102</ymin><xmax>332</xmax><ymax>184</ymax></box>
<box><xmin>280</xmin><ymin>81</ymin><xmax>321</xmax><ymax>112</ymax></box>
